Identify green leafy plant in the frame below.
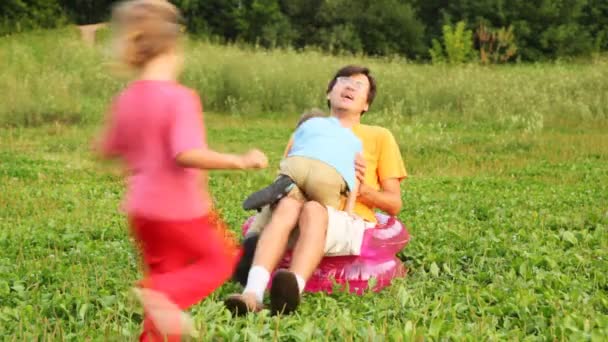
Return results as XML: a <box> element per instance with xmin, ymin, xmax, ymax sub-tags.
<box><xmin>430</xmin><ymin>21</ymin><xmax>476</xmax><ymax>64</ymax></box>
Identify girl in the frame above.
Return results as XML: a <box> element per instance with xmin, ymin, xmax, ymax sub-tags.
<box><xmin>95</xmin><ymin>1</ymin><xmax>268</xmax><ymax>340</ymax></box>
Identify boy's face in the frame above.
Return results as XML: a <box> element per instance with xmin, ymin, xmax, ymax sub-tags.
<box><xmin>327</xmin><ymin>73</ymin><xmax>370</xmax><ymax>114</ymax></box>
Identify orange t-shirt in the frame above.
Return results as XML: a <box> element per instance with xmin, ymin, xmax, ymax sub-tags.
<box><xmin>350</xmin><ymin>124</ymin><xmax>407</xmax><ymax>223</ymax></box>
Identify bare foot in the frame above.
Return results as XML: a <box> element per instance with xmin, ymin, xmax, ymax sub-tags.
<box><xmin>132</xmin><ymin>288</ymin><xmax>198</xmax><ymax>338</ymax></box>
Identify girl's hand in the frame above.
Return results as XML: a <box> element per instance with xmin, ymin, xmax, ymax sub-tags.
<box><xmin>241</xmin><ymin>149</ymin><xmax>268</xmax><ymax>169</ymax></box>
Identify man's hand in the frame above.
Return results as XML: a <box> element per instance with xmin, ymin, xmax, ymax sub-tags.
<box><xmin>354</xmin><ymin>152</ymin><xmax>403</xmax><ymax>217</ymax></box>
<box><xmin>357</xmin><ymin>178</ymin><xmax>402</xmax><ymax>217</ymax></box>
<box><xmin>355</xmin><ymin>152</ymin><xmax>366</xmax><ymax>183</ymax></box>
<box><xmin>357</xmin><ymin>183</ymin><xmax>372</xmax><ymax>197</ymax></box>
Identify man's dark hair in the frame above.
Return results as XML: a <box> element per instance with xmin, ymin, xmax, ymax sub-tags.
<box><xmin>326</xmin><ymin>65</ymin><xmax>377</xmax><ymax>115</ymax></box>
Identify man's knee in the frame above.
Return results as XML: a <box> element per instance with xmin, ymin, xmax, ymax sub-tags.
<box><xmin>299</xmin><ymin>201</ymin><xmax>328</xmax><ymax>234</ymax></box>
<box><xmin>261</xmin><ymin>197</ymin><xmax>302</xmax><ymax>235</ymax></box>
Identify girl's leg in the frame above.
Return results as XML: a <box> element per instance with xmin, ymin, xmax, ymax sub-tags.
<box><xmin>143</xmin><ymin>214</ymin><xmax>240</xmax><ymax>308</ymax></box>
<box><xmin>131</xmin><ymin>215</ymin><xmax>240</xmax><ymax>340</ymax></box>
<box><xmin>131</xmin><ymin>217</ymin><xmax>193</xmax><ymax>342</ymax></box>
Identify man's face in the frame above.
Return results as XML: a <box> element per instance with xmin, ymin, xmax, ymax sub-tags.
<box><xmin>327</xmin><ymin>74</ymin><xmax>370</xmax><ymax>114</ymax></box>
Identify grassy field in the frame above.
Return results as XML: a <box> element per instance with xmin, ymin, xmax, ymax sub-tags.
<box><xmin>0</xmin><ymin>28</ymin><xmax>607</xmax><ymax>340</ymax></box>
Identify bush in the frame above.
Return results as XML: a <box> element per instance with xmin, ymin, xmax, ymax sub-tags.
<box><xmin>475</xmin><ymin>23</ymin><xmax>518</xmax><ymax>64</ymax></box>
<box><xmin>415</xmin><ymin>0</ymin><xmax>600</xmax><ymax>61</ymax></box>
<box><xmin>0</xmin><ymin>0</ymin><xmax>67</xmax><ymax>36</ymax></box>
<box><xmin>0</xmin><ymin>0</ymin><xmax>606</xmax><ymax>61</ymax></box>
<box><xmin>430</xmin><ymin>21</ymin><xmax>477</xmax><ymax>64</ymax></box>
<box><xmin>355</xmin><ymin>0</ymin><xmax>426</xmax><ymax>58</ymax></box>
<box><xmin>59</xmin><ymin>0</ymin><xmax>116</xmax><ymax>24</ymax></box>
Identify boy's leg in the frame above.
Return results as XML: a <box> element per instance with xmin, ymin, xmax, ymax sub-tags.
<box><xmin>242</xmin><ymin>156</ymin><xmax>310</xmax><ymax>211</ymax></box>
<box><xmin>242</xmin><ymin>174</ymin><xmax>295</xmax><ymax>210</ymax></box>
<box><xmin>246</xmin><ymin>205</ymin><xmax>273</xmax><ymax>236</ymax></box>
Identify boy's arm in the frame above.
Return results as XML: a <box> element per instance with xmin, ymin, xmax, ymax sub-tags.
<box><xmin>345</xmin><ymin>179</ymin><xmax>359</xmax><ymax>214</ymax></box>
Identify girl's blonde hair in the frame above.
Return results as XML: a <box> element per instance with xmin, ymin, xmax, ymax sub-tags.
<box><xmin>111</xmin><ymin>0</ymin><xmax>183</xmax><ymax>69</ymax></box>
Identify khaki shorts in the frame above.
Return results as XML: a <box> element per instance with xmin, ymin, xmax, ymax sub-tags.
<box><xmin>280</xmin><ymin>156</ymin><xmax>348</xmax><ymax>209</ymax></box>
<box><xmin>247</xmin><ymin>206</ymin><xmax>375</xmax><ymax>257</ymax></box>
<box><xmin>248</xmin><ymin>156</ymin><xmax>348</xmax><ymax>234</ymax></box>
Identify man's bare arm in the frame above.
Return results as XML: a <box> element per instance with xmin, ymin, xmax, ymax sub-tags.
<box><xmin>357</xmin><ymin>178</ymin><xmax>402</xmax><ymax>216</ymax></box>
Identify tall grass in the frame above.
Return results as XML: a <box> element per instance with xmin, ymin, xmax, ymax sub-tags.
<box><xmin>1</xmin><ymin>27</ymin><xmax>608</xmax><ymax>129</ymax></box>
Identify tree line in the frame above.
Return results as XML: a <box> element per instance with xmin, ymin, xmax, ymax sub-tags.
<box><xmin>2</xmin><ymin>0</ymin><xmax>607</xmax><ymax>61</ymax></box>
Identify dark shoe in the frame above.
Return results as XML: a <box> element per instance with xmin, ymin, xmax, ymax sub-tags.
<box><xmin>224</xmin><ymin>293</ymin><xmax>263</xmax><ymax>317</ymax></box>
<box><xmin>243</xmin><ymin>175</ymin><xmax>295</xmax><ymax>211</ymax></box>
<box><xmin>270</xmin><ymin>270</ymin><xmax>300</xmax><ymax>316</ymax></box>
<box><xmin>232</xmin><ymin>233</ymin><xmax>259</xmax><ymax>287</ymax></box>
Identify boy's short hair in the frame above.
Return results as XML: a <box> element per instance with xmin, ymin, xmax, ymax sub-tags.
<box><xmin>296</xmin><ymin>108</ymin><xmax>327</xmax><ymax>128</ymax></box>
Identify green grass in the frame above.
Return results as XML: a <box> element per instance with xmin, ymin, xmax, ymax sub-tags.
<box><xmin>1</xmin><ymin>27</ymin><xmax>607</xmax><ymax>127</ymax></box>
<box><xmin>1</xmin><ymin>28</ymin><xmax>607</xmax><ymax>340</ymax></box>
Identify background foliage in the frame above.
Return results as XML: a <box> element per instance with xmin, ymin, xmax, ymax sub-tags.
<box><xmin>2</xmin><ymin>0</ymin><xmax>607</xmax><ymax>61</ymax></box>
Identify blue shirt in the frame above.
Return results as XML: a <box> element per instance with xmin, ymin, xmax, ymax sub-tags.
<box><xmin>288</xmin><ymin>117</ymin><xmax>362</xmax><ymax>191</ymax></box>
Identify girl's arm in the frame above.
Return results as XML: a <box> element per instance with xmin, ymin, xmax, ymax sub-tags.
<box><xmin>176</xmin><ymin>148</ymin><xmax>267</xmax><ymax>170</ymax></box>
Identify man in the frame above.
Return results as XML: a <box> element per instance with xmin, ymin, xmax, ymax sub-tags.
<box><xmin>225</xmin><ymin>65</ymin><xmax>407</xmax><ymax>316</ymax></box>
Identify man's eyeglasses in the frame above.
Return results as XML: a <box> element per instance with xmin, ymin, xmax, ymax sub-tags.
<box><xmin>337</xmin><ymin>76</ymin><xmax>366</xmax><ymax>91</ymax></box>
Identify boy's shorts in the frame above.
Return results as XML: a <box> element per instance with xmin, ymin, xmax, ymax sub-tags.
<box><xmin>247</xmin><ymin>156</ymin><xmax>347</xmax><ymax>241</ymax></box>
<box><xmin>246</xmin><ymin>156</ymin><xmax>374</xmax><ymax>256</ymax></box>
<box><xmin>280</xmin><ymin>156</ymin><xmax>348</xmax><ymax>209</ymax></box>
